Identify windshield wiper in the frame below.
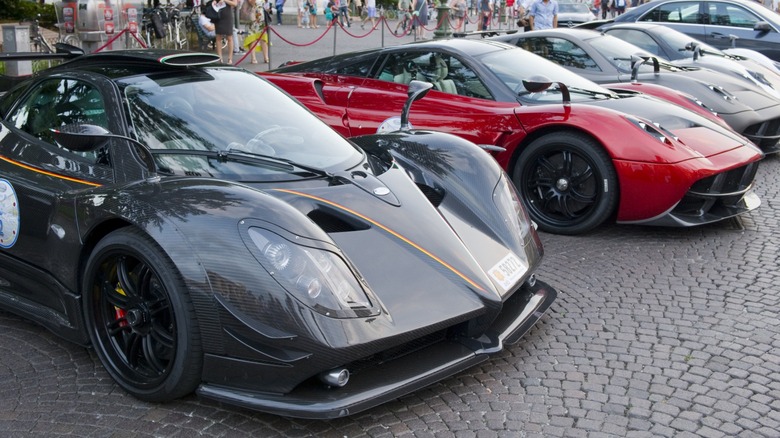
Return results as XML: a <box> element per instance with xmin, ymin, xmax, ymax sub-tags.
<box><xmin>149</xmin><ymin>148</ymin><xmax>336</xmax><ymax>180</ymax></box>
<box><xmin>568</xmin><ymin>87</ymin><xmax>614</xmax><ymax>98</ymax></box>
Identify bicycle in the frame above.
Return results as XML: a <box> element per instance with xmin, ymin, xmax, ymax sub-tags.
<box><xmin>20</xmin><ymin>15</ymin><xmax>55</xmax><ymax>53</ymax></box>
<box><xmin>379</xmin><ymin>5</ymin><xmax>399</xmax><ymax>20</ymax></box>
<box><xmin>160</xmin><ymin>2</ymin><xmax>190</xmax><ymax>50</ymax></box>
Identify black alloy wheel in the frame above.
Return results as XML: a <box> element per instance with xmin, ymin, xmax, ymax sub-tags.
<box><xmin>514</xmin><ymin>132</ymin><xmax>618</xmax><ymax>235</ymax></box>
<box><xmin>83</xmin><ymin>228</ymin><xmax>202</xmax><ymax>402</ymax></box>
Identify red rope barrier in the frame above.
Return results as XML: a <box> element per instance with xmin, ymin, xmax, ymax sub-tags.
<box><xmin>267</xmin><ymin>22</ymin><xmax>334</xmax><ymax>46</ymax></box>
<box><xmin>233</xmin><ymin>27</ymin><xmax>267</xmax><ymax>66</ymax></box>
<box><xmin>93</xmin><ymin>27</ymin><xmax>147</xmax><ymax>53</ymax></box>
<box><xmin>336</xmin><ymin>19</ymin><xmax>379</xmax><ymax>38</ymax></box>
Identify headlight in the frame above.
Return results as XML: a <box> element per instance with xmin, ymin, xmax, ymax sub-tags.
<box><xmin>493</xmin><ymin>174</ymin><xmax>534</xmax><ymax>241</ymax></box>
<box><xmin>247</xmin><ymin>227</ymin><xmax>377</xmax><ymax>318</ymax></box>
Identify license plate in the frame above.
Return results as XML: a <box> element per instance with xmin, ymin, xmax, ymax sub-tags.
<box><xmin>488</xmin><ymin>252</ymin><xmax>526</xmax><ymax>292</ymax></box>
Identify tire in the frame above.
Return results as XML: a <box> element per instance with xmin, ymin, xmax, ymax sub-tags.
<box><xmin>82</xmin><ymin>228</ymin><xmax>202</xmax><ymax>402</ymax></box>
<box><xmin>513</xmin><ymin>132</ymin><xmax>618</xmax><ymax>235</ymax></box>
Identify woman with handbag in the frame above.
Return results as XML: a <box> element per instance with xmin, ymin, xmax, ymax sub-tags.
<box><xmin>242</xmin><ymin>0</ymin><xmax>270</xmax><ymax>63</ymax></box>
<box><xmin>211</xmin><ymin>0</ymin><xmax>237</xmax><ymax>63</ymax></box>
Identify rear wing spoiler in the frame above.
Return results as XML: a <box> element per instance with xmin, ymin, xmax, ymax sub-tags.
<box><xmin>0</xmin><ymin>43</ymin><xmax>85</xmax><ymax>62</ymax></box>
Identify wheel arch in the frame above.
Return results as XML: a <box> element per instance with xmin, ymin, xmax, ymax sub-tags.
<box><xmin>507</xmin><ymin>125</ymin><xmax>616</xmax><ymax>182</ymax></box>
<box><xmin>507</xmin><ymin>126</ymin><xmax>622</xmax><ymax>234</ymax></box>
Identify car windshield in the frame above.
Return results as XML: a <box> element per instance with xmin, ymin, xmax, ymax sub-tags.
<box><xmin>478</xmin><ymin>47</ymin><xmax>615</xmax><ymax>103</ymax></box>
<box><xmin>657</xmin><ymin>30</ymin><xmax>725</xmax><ymax>57</ymax></box>
<box><xmin>119</xmin><ymin>68</ymin><xmax>362</xmax><ymax>181</ymax></box>
<box><xmin>588</xmin><ymin>34</ymin><xmax>680</xmax><ymax>73</ymax></box>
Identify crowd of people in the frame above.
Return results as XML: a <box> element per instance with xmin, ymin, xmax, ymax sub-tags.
<box><xmin>195</xmin><ymin>0</ymin><xmax>648</xmax><ymax>63</ymax></box>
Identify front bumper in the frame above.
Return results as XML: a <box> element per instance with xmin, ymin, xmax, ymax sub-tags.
<box><xmin>619</xmin><ymin>160</ymin><xmax>761</xmax><ymax>227</ymax></box>
<box><xmin>196</xmin><ymin>279</ymin><xmax>556</xmax><ymax>419</ymax></box>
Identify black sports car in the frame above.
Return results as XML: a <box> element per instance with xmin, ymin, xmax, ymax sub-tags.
<box><xmin>0</xmin><ymin>49</ymin><xmax>556</xmax><ymax>418</ymax></box>
<box><xmin>599</xmin><ymin>23</ymin><xmax>780</xmax><ymax>99</ymax></box>
<box><xmin>493</xmin><ymin>28</ymin><xmax>780</xmax><ymax>151</ymax></box>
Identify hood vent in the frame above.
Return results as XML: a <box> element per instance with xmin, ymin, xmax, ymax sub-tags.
<box><xmin>308</xmin><ymin>207</ymin><xmax>370</xmax><ymax>233</ymax></box>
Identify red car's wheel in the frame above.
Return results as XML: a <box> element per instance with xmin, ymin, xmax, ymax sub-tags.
<box><xmin>514</xmin><ymin>132</ymin><xmax>618</xmax><ymax>235</ymax></box>
<box><xmin>82</xmin><ymin>228</ymin><xmax>202</xmax><ymax>402</ymax></box>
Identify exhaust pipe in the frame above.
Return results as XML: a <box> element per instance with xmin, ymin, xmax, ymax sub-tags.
<box><xmin>319</xmin><ymin>368</ymin><xmax>350</xmax><ymax>387</ymax></box>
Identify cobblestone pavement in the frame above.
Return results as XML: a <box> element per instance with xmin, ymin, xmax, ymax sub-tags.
<box><xmin>2</xmin><ymin>19</ymin><xmax>780</xmax><ymax>438</ymax></box>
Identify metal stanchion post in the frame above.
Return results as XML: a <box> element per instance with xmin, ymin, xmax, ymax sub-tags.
<box><xmin>433</xmin><ymin>1</ymin><xmax>451</xmax><ymax>39</ymax></box>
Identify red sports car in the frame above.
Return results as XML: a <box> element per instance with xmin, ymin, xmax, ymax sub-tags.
<box><xmin>262</xmin><ymin>39</ymin><xmax>763</xmax><ymax>235</ymax></box>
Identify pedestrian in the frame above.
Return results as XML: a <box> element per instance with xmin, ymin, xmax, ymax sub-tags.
<box><xmin>505</xmin><ymin>0</ymin><xmax>515</xmax><ymax>27</ymax></box>
<box><xmin>517</xmin><ymin>0</ymin><xmax>533</xmax><ymax>31</ymax></box>
<box><xmin>476</xmin><ymin>0</ymin><xmax>491</xmax><ymax>30</ymax></box>
<box><xmin>337</xmin><ymin>0</ymin><xmax>351</xmax><ymax>27</ymax></box>
<box><xmin>395</xmin><ymin>0</ymin><xmax>413</xmax><ymax>34</ymax></box>
<box><xmin>528</xmin><ymin>0</ymin><xmax>557</xmax><ymax>30</ymax></box>
<box><xmin>308</xmin><ymin>0</ymin><xmax>319</xmax><ymax>27</ymax></box>
<box><xmin>198</xmin><ymin>6</ymin><xmax>217</xmax><ymax>38</ymax></box>
<box><xmin>214</xmin><ymin>0</ymin><xmax>237</xmax><ymax>63</ymax></box>
<box><xmin>275</xmin><ymin>0</ymin><xmax>285</xmax><ymax>24</ymax></box>
<box><xmin>325</xmin><ymin>0</ymin><xmax>338</xmax><ymax>23</ymax></box>
<box><xmin>297</xmin><ymin>0</ymin><xmax>304</xmax><ymax>26</ymax></box>
<box><xmin>243</xmin><ymin>0</ymin><xmax>270</xmax><ymax>63</ymax></box>
<box><xmin>412</xmin><ymin>0</ymin><xmax>428</xmax><ymax>38</ymax></box>
<box><xmin>600</xmin><ymin>0</ymin><xmax>610</xmax><ymax>19</ymax></box>
<box><xmin>614</xmin><ymin>0</ymin><xmax>626</xmax><ymax>15</ymax></box>
<box><xmin>360</xmin><ymin>0</ymin><xmax>377</xmax><ymax>28</ymax></box>
<box><xmin>449</xmin><ymin>0</ymin><xmax>467</xmax><ymax>31</ymax></box>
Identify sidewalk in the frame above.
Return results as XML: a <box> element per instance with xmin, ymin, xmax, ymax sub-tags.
<box><xmin>233</xmin><ymin>12</ymin><xmax>501</xmax><ymax>71</ymax></box>
<box><xmin>234</xmin><ymin>18</ymin><xmax>418</xmax><ymax>71</ymax></box>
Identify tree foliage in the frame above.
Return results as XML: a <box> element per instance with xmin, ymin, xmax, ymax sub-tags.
<box><xmin>1</xmin><ymin>0</ymin><xmax>57</xmax><ymax>27</ymax></box>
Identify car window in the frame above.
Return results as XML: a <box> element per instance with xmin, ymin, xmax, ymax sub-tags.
<box><xmin>375</xmin><ymin>51</ymin><xmax>493</xmax><ymax>99</ymax></box>
<box><xmin>515</xmin><ymin>37</ymin><xmax>601</xmax><ymax>72</ymax></box>
<box><xmin>707</xmin><ymin>2</ymin><xmax>759</xmax><ymax>28</ymax></box>
<box><xmin>7</xmin><ymin>78</ymin><xmax>108</xmax><ymax>163</ymax></box>
<box><xmin>606</xmin><ymin>29</ymin><xmax>663</xmax><ymax>56</ymax></box>
<box><xmin>639</xmin><ymin>1</ymin><xmax>702</xmax><ymax>23</ymax></box>
<box><xmin>332</xmin><ymin>56</ymin><xmax>377</xmax><ymax>77</ymax></box>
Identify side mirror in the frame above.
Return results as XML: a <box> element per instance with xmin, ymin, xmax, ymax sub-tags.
<box><xmin>51</xmin><ymin>123</ymin><xmax>111</xmax><ymax>152</ymax></box>
<box><xmin>522</xmin><ymin>75</ymin><xmax>571</xmax><ymax>104</ymax></box>
<box><xmin>754</xmin><ymin>21</ymin><xmax>772</xmax><ymax>33</ymax></box>
<box><xmin>522</xmin><ymin>75</ymin><xmax>554</xmax><ymax>93</ymax></box>
<box><xmin>685</xmin><ymin>42</ymin><xmax>702</xmax><ymax>61</ymax></box>
<box><xmin>630</xmin><ymin>54</ymin><xmax>660</xmax><ymax>81</ymax></box>
<box><xmin>400</xmin><ymin>80</ymin><xmax>434</xmax><ymax>131</ymax></box>
<box><xmin>51</xmin><ymin>124</ymin><xmax>157</xmax><ymax>176</ymax></box>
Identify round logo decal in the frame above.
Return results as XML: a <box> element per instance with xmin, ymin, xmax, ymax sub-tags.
<box><xmin>0</xmin><ymin>179</ymin><xmax>20</xmax><ymax>248</ymax></box>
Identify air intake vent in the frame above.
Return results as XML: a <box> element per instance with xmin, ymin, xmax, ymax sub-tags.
<box><xmin>308</xmin><ymin>208</ymin><xmax>370</xmax><ymax>233</ymax></box>
<box><xmin>417</xmin><ymin>184</ymin><xmax>445</xmax><ymax>207</ymax></box>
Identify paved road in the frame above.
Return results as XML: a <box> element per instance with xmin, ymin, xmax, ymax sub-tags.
<box><xmin>2</xmin><ymin>17</ymin><xmax>780</xmax><ymax>438</ymax></box>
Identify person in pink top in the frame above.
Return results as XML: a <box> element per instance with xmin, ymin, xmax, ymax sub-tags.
<box><xmin>505</xmin><ymin>0</ymin><xmax>516</xmax><ymax>28</ymax></box>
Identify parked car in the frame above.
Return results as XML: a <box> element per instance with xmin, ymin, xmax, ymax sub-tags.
<box><xmin>265</xmin><ymin>39</ymin><xmax>763</xmax><ymax>235</ymax></box>
<box><xmin>607</xmin><ymin>0</ymin><xmax>780</xmax><ymax>62</ymax></box>
<box><xmin>0</xmin><ymin>48</ymin><xmax>557</xmax><ymax>419</ymax></box>
<box><xmin>558</xmin><ymin>1</ymin><xmax>598</xmax><ymax>27</ymax></box>
<box><xmin>600</xmin><ymin>22</ymin><xmax>780</xmax><ymax>98</ymax></box>
<box><xmin>493</xmin><ymin>28</ymin><xmax>780</xmax><ymax>151</ymax></box>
